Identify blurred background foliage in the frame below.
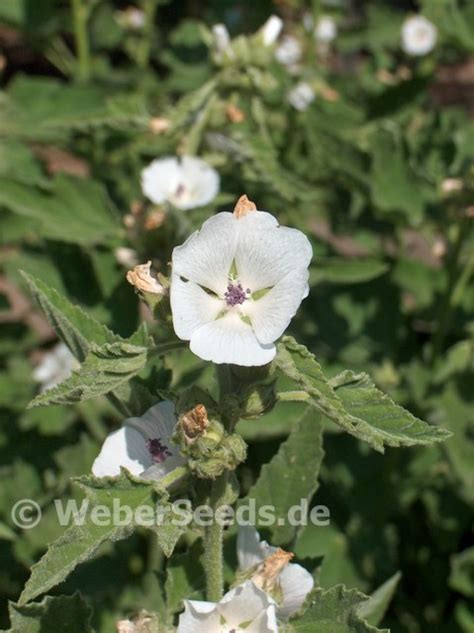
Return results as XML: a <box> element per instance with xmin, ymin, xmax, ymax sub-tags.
<box><xmin>0</xmin><ymin>0</ymin><xmax>473</xmax><ymax>631</ymax></box>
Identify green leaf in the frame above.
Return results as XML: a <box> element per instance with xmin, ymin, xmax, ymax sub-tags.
<box><xmin>289</xmin><ymin>585</ymin><xmax>387</xmax><ymax>633</ymax></box>
<box><xmin>165</xmin><ymin>541</ymin><xmax>205</xmax><ymax>615</ymax></box>
<box><xmin>19</xmin><ymin>474</ymin><xmax>184</xmax><ymax>605</ymax></box>
<box><xmin>450</xmin><ymin>547</ymin><xmax>474</xmax><ymax>598</ymax></box>
<box><xmin>240</xmin><ymin>407</ymin><xmax>324</xmax><ymax>544</ymax></box>
<box><xmin>0</xmin><ymin>175</ymin><xmax>119</xmax><ymax>245</ymax></box>
<box><xmin>5</xmin><ymin>593</ymin><xmax>93</xmax><ymax>633</ymax></box>
<box><xmin>357</xmin><ymin>572</ymin><xmax>401</xmax><ymax>626</ymax></box>
<box><xmin>310</xmin><ymin>259</ymin><xmax>389</xmax><ymax>285</ymax></box>
<box><xmin>276</xmin><ymin>337</ymin><xmax>451</xmax><ymax>453</ymax></box>
<box><xmin>28</xmin><ymin>342</ymin><xmax>148</xmax><ymax>407</ymax></box>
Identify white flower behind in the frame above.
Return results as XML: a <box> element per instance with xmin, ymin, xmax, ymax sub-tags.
<box><xmin>401</xmin><ymin>15</ymin><xmax>437</xmax><ymax>57</ymax></box>
<box><xmin>170</xmin><ymin>196</ymin><xmax>312</xmax><ymax>367</ymax></box>
<box><xmin>288</xmin><ymin>82</ymin><xmax>315</xmax><ymax>111</ymax></box>
<box><xmin>237</xmin><ymin>526</ymin><xmax>314</xmax><ymax>619</ymax></box>
<box><xmin>275</xmin><ymin>35</ymin><xmax>302</xmax><ymax>71</ymax></box>
<box><xmin>92</xmin><ymin>401</ymin><xmax>185</xmax><ymax>481</ymax></box>
<box><xmin>177</xmin><ymin>581</ymin><xmax>278</xmax><ymax>633</ymax></box>
<box><xmin>33</xmin><ymin>342</ymin><xmax>78</xmax><ymax>393</ymax></box>
<box><xmin>260</xmin><ymin>15</ymin><xmax>284</xmax><ymax>46</ymax></box>
<box><xmin>141</xmin><ymin>156</ymin><xmax>220</xmax><ymax>210</ymax></box>
<box><xmin>315</xmin><ymin>16</ymin><xmax>337</xmax><ymax>44</ymax></box>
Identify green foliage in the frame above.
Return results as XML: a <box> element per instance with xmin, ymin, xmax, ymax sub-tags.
<box><xmin>3</xmin><ymin>594</ymin><xmax>93</xmax><ymax>633</ymax></box>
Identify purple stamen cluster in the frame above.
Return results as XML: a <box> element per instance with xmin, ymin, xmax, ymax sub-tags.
<box><xmin>224</xmin><ymin>282</ymin><xmax>250</xmax><ymax>307</ymax></box>
<box><xmin>147</xmin><ymin>438</ymin><xmax>172</xmax><ymax>464</ymax></box>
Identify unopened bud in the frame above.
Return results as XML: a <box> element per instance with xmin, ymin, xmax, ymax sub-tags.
<box><xmin>441</xmin><ymin>178</ymin><xmax>463</xmax><ymax>194</ymax></box>
<box><xmin>226</xmin><ymin>103</ymin><xmax>245</xmax><ymax>123</ymax></box>
<box><xmin>126</xmin><ymin>261</ymin><xmax>165</xmax><ymax>295</ymax></box>
<box><xmin>181</xmin><ymin>404</ymin><xmax>210</xmax><ymax>444</ymax></box>
<box><xmin>149</xmin><ymin>117</ymin><xmax>171</xmax><ymax>135</ymax></box>
<box><xmin>233</xmin><ymin>194</ymin><xmax>257</xmax><ymax>219</ymax></box>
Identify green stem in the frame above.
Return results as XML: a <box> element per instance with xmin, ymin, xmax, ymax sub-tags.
<box><xmin>159</xmin><ymin>465</ymin><xmax>188</xmax><ymax>489</ymax></box>
<box><xmin>71</xmin><ymin>0</ymin><xmax>91</xmax><ymax>81</ymax></box>
<box><xmin>136</xmin><ymin>0</ymin><xmax>158</xmax><ymax>69</ymax></box>
<box><xmin>277</xmin><ymin>390</ymin><xmax>311</xmax><ymax>402</ymax></box>
<box><xmin>204</xmin><ymin>472</ymin><xmax>228</xmax><ymax>601</ymax></box>
<box><xmin>430</xmin><ymin>219</ymin><xmax>469</xmax><ymax>365</ymax></box>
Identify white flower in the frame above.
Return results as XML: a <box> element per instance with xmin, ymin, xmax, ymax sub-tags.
<box><xmin>170</xmin><ymin>198</ymin><xmax>312</xmax><ymax>366</ymax></box>
<box><xmin>287</xmin><ymin>82</ymin><xmax>315</xmax><ymax>111</ymax></box>
<box><xmin>261</xmin><ymin>15</ymin><xmax>283</xmax><ymax>46</ymax></box>
<box><xmin>401</xmin><ymin>15</ymin><xmax>437</xmax><ymax>57</ymax></box>
<box><xmin>33</xmin><ymin>342</ymin><xmax>78</xmax><ymax>393</ymax></box>
<box><xmin>212</xmin><ymin>23</ymin><xmax>231</xmax><ymax>54</ymax></box>
<box><xmin>141</xmin><ymin>156</ymin><xmax>220</xmax><ymax>210</ymax></box>
<box><xmin>116</xmin><ymin>6</ymin><xmax>146</xmax><ymax>30</ymax></box>
<box><xmin>315</xmin><ymin>16</ymin><xmax>337</xmax><ymax>43</ymax></box>
<box><xmin>92</xmin><ymin>401</ymin><xmax>185</xmax><ymax>481</ymax></box>
<box><xmin>275</xmin><ymin>35</ymin><xmax>302</xmax><ymax>69</ymax></box>
<box><xmin>238</xmin><ymin>526</ymin><xmax>314</xmax><ymax>619</ymax></box>
<box><xmin>177</xmin><ymin>581</ymin><xmax>278</xmax><ymax>633</ymax></box>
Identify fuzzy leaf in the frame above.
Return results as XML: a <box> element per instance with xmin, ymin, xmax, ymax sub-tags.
<box><xmin>5</xmin><ymin>593</ymin><xmax>93</xmax><ymax>633</ymax></box>
<box><xmin>19</xmin><ymin>474</ymin><xmax>185</xmax><ymax>605</ymax></box>
<box><xmin>28</xmin><ymin>342</ymin><xmax>148</xmax><ymax>407</ymax></box>
<box><xmin>240</xmin><ymin>407</ymin><xmax>324</xmax><ymax>544</ymax></box>
<box><xmin>276</xmin><ymin>337</ymin><xmax>451</xmax><ymax>452</ymax></box>
<box><xmin>357</xmin><ymin>572</ymin><xmax>401</xmax><ymax>626</ymax></box>
<box><xmin>310</xmin><ymin>258</ymin><xmax>389</xmax><ymax>285</ymax></box>
<box><xmin>289</xmin><ymin>585</ymin><xmax>387</xmax><ymax>633</ymax></box>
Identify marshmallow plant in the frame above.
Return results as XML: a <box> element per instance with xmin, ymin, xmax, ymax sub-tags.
<box><xmin>20</xmin><ymin>187</ymin><xmax>451</xmax><ymax>632</ymax></box>
<box><xmin>401</xmin><ymin>15</ymin><xmax>437</xmax><ymax>57</ymax></box>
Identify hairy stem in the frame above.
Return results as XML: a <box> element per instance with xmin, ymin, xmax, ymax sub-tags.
<box><xmin>71</xmin><ymin>0</ymin><xmax>91</xmax><ymax>81</ymax></box>
<box><xmin>204</xmin><ymin>472</ymin><xmax>228</xmax><ymax>601</ymax></box>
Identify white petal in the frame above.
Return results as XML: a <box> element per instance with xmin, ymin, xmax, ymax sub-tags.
<box><xmin>176</xmin><ymin>156</ymin><xmax>220</xmax><ymax>210</ymax></box>
<box><xmin>246</xmin><ymin>605</ymin><xmax>279</xmax><ymax>633</ymax></box>
<box><xmin>244</xmin><ymin>268</ymin><xmax>309</xmax><ymax>345</ymax></box>
<box><xmin>92</xmin><ymin>426</ymin><xmax>152</xmax><ymax>478</ymax></box>
<box><xmin>234</xmin><ymin>211</ymin><xmax>312</xmax><ymax>292</ymax></box>
<box><xmin>177</xmin><ymin>600</ymin><xmax>220</xmax><ymax>633</ymax></box>
<box><xmin>218</xmin><ymin>581</ymin><xmax>275</xmax><ymax>628</ymax></box>
<box><xmin>278</xmin><ymin>563</ymin><xmax>314</xmax><ymax>618</ymax></box>
<box><xmin>261</xmin><ymin>15</ymin><xmax>283</xmax><ymax>46</ymax></box>
<box><xmin>237</xmin><ymin>526</ymin><xmax>271</xmax><ymax>570</ymax></box>
<box><xmin>189</xmin><ymin>312</ymin><xmax>275</xmax><ymax>366</ymax></box>
<box><xmin>172</xmin><ymin>212</ymin><xmax>238</xmax><ymax>295</ymax></box>
<box><xmin>141</xmin><ymin>157</ymin><xmax>180</xmax><ymax>204</ymax></box>
<box><xmin>170</xmin><ymin>276</ymin><xmax>224</xmax><ymax>340</ymax></box>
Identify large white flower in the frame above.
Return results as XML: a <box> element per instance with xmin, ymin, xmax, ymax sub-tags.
<box><xmin>141</xmin><ymin>156</ymin><xmax>220</xmax><ymax>210</ymax></box>
<box><xmin>33</xmin><ymin>342</ymin><xmax>78</xmax><ymax>393</ymax></box>
<box><xmin>92</xmin><ymin>401</ymin><xmax>185</xmax><ymax>481</ymax></box>
<box><xmin>401</xmin><ymin>15</ymin><xmax>437</xmax><ymax>57</ymax></box>
<box><xmin>287</xmin><ymin>82</ymin><xmax>315</xmax><ymax>111</ymax></box>
<box><xmin>275</xmin><ymin>35</ymin><xmax>302</xmax><ymax>70</ymax></box>
<box><xmin>315</xmin><ymin>16</ymin><xmax>337</xmax><ymax>44</ymax></box>
<box><xmin>170</xmin><ymin>198</ymin><xmax>312</xmax><ymax>366</ymax></box>
<box><xmin>237</xmin><ymin>526</ymin><xmax>314</xmax><ymax>619</ymax></box>
<box><xmin>178</xmin><ymin>581</ymin><xmax>278</xmax><ymax>633</ymax></box>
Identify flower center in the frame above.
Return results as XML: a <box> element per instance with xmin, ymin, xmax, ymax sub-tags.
<box><xmin>224</xmin><ymin>282</ymin><xmax>250</xmax><ymax>307</ymax></box>
<box><xmin>146</xmin><ymin>438</ymin><xmax>171</xmax><ymax>464</ymax></box>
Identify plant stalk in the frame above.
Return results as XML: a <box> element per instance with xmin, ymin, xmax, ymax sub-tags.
<box><xmin>204</xmin><ymin>472</ymin><xmax>228</xmax><ymax>601</ymax></box>
<box><xmin>71</xmin><ymin>0</ymin><xmax>91</xmax><ymax>81</ymax></box>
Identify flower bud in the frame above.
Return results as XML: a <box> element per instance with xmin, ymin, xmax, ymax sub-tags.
<box><xmin>126</xmin><ymin>261</ymin><xmax>168</xmax><ymax>314</ymax></box>
<box><xmin>181</xmin><ymin>404</ymin><xmax>210</xmax><ymax>444</ymax></box>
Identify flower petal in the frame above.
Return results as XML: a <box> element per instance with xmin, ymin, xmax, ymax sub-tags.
<box><xmin>92</xmin><ymin>426</ymin><xmax>152</xmax><ymax>478</ymax></box>
<box><xmin>170</xmin><ymin>276</ymin><xmax>224</xmax><ymax>340</ymax></box>
<box><xmin>278</xmin><ymin>562</ymin><xmax>314</xmax><ymax>618</ymax></box>
<box><xmin>189</xmin><ymin>312</ymin><xmax>275</xmax><ymax>366</ymax></box>
<box><xmin>244</xmin><ymin>267</ymin><xmax>310</xmax><ymax>345</ymax></box>
<box><xmin>218</xmin><ymin>582</ymin><xmax>275</xmax><ymax>628</ymax></box>
<box><xmin>177</xmin><ymin>600</ymin><xmax>220</xmax><ymax>633</ymax></box>
<box><xmin>178</xmin><ymin>156</ymin><xmax>220</xmax><ymax>210</ymax></box>
<box><xmin>246</xmin><ymin>605</ymin><xmax>279</xmax><ymax>633</ymax></box>
<box><xmin>141</xmin><ymin>157</ymin><xmax>180</xmax><ymax>204</ymax></box>
<box><xmin>172</xmin><ymin>212</ymin><xmax>238</xmax><ymax>295</ymax></box>
<box><xmin>234</xmin><ymin>211</ymin><xmax>312</xmax><ymax>291</ymax></box>
<box><xmin>237</xmin><ymin>526</ymin><xmax>272</xmax><ymax>570</ymax></box>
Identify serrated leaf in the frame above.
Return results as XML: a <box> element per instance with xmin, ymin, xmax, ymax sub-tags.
<box><xmin>276</xmin><ymin>337</ymin><xmax>451</xmax><ymax>452</ymax></box>
<box><xmin>29</xmin><ymin>342</ymin><xmax>148</xmax><ymax>407</ymax></box>
<box><xmin>240</xmin><ymin>407</ymin><xmax>324</xmax><ymax>544</ymax></box>
<box><xmin>5</xmin><ymin>593</ymin><xmax>93</xmax><ymax>633</ymax></box>
<box><xmin>19</xmin><ymin>474</ymin><xmax>185</xmax><ymax>605</ymax></box>
<box><xmin>450</xmin><ymin>547</ymin><xmax>474</xmax><ymax>598</ymax></box>
<box><xmin>310</xmin><ymin>258</ymin><xmax>389</xmax><ymax>285</ymax></box>
<box><xmin>289</xmin><ymin>585</ymin><xmax>387</xmax><ymax>633</ymax></box>
<box><xmin>0</xmin><ymin>175</ymin><xmax>119</xmax><ymax>245</ymax></box>
<box><xmin>357</xmin><ymin>572</ymin><xmax>401</xmax><ymax>626</ymax></box>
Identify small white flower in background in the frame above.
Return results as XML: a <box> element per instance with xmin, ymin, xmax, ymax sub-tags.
<box><xmin>237</xmin><ymin>526</ymin><xmax>314</xmax><ymax>619</ymax></box>
<box><xmin>261</xmin><ymin>15</ymin><xmax>284</xmax><ymax>46</ymax></box>
<box><xmin>177</xmin><ymin>581</ymin><xmax>278</xmax><ymax>633</ymax></box>
<box><xmin>170</xmin><ymin>196</ymin><xmax>312</xmax><ymax>366</ymax></box>
<box><xmin>33</xmin><ymin>342</ymin><xmax>78</xmax><ymax>393</ymax></box>
<box><xmin>315</xmin><ymin>15</ymin><xmax>337</xmax><ymax>44</ymax></box>
<box><xmin>401</xmin><ymin>15</ymin><xmax>437</xmax><ymax>56</ymax></box>
<box><xmin>212</xmin><ymin>23</ymin><xmax>232</xmax><ymax>55</ymax></box>
<box><xmin>287</xmin><ymin>82</ymin><xmax>315</xmax><ymax>111</ymax></box>
<box><xmin>275</xmin><ymin>35</ymin><xmax>302</xmax><ymax>70</ymax></box>
<box><xmin>115</xmin><ymin>247</ymin><xmax>138</xmax><ymax>268</ymax></box>
<box><xmin>141</xmin><ymin>156</ymin><xmax>220</xmax><ymax>210</ymax></box>
<box><xmin>116</xmin><ymin>6</ymin><xmax>146</xmax><ymax>31</ymax></box>
<box><xmin>92</xmin><ymin>401</ymin><xmax>185</xmax><ymax>481</ymax></box>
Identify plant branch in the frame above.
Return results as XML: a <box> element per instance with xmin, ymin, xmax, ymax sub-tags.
<box><xmin>71</xmin><ymin>0</ymin><xmax>91</xmax><ymax>81</ymax></box>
